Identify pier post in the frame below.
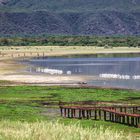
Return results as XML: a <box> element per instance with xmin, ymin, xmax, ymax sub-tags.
<box><xmin>79</xmin><ymin>109</ymin><xmax>82</xmax><ymax>119</ymax></box>
<box><xmin>109</xmin><ymin>112</ymin><xmax>111</xmax><ymax>121</ymax></box>
<box><xmin>73</xmin><ymin>109</ymin><xmax>76</xmax><ymax>118</ymax></box>
<box><xmin>95</xmin><ymin>110</ymin><xmax>97</xmax><ymax>120</ymax></box>
<box><xmin>71</xmin><ymin>109</ymin><xmax>73</xmax><ymax>118</ymax></box>
<box><xmin>68</xmin><ymin>109</ymin><xmax>70</xmax><ymax>118</ymax></box>
<box><xmin>86</xmin><ymin>110</ymin><xmax>89</xmax><ymax>119</ymax></box>
<box><xmin>104</xmin><ymin>111</ymin><xmax>107</xmax><ymax>121</ymax></box>
<box><xmin>131</xmin><ymin>117</ymin><xmax>134</xmax><ymax>126</ymax></box>
<box><xmin>60</xmin><ymin>107</ymin><xmax>63</xmax><ymax>116</ymax></box>
<box><xmin>89</xmin><ymin>110</ymin><xmax>91</xmax><ymax>118</ymax></box>
<box><xmin>112</xmin><ymin>113</ymin><xmax>115</xmax><ymax>122</ymax></box>
<box><xmin>82</xmin><ymin>110</ymin><xmax>85</xmax><ymax>118</ymax></box>
<box><xmin>122</xmin><ymin>116</ymin><xmax>125</xmax><ymax>124</ymax></box>
<box><xmin>127</xmin><ymin>116</ymin><xmax>130</xmax><ymax>125</ymax></box>
<box><xmin>64</xmin><ymin>108</ymin><xmax>66</xmax><ymax>118</ymax></box>
<box><xmin>99</xmin><ymin>110</ymin><xmax>101</xmax><ymax>120</ymax></box>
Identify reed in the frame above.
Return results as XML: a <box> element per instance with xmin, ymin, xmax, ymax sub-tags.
<box><xmin>0</xmin><ymin>120</ymin><xmax>134</xmax><ymax>140</ymax></box>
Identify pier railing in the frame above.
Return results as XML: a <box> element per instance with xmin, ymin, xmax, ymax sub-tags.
<box><xmin>60</xmin><ymin>104</ymin><xmax>140</xmax><ymax>128</ymax></box>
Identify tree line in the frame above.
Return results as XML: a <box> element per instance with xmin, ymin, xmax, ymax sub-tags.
<box><xmin>0</xmin><ymin>36</ymin><xmax>140</xmax><ymax>47</ymax></box>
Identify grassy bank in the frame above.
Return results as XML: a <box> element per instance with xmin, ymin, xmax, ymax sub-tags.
<box><xmin>0</xmin><ymin>86</ymin><xmax>140</xmax><ymax>134</ymax></box>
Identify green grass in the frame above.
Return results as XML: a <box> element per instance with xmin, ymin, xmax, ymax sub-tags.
<box><xmin>0</xmin><ymin>86</ymin><xmax>140</xmax><ymax>109</ymax></box>
<box><xmin>0</xmin><ymin>86</ymin><xmax>140</xmax><ymax>133</ymax></box>
<box><xmin>0</xmin><ymin>86</ymin><xmax>140</xmax><ymax>103</ymax></box>
<box><xmin>0</xmin><ymin>104</ymin><xmax>46</xmax><ymax>122</ymax></box>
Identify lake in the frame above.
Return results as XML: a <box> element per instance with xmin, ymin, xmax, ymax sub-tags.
<box><xmin>23</xmin><ymin>56</ymin><xmax>140</xmax><ymax>90</ymax></box>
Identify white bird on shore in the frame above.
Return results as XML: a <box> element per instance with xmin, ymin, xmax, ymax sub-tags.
<box><xmin>99</xmin><ymin>74</ymin><xmax>130</xmax><ymax>80</ymax></box>
<box><xmin>67</xmin><ymin>71</ymin><xmax>72</xmax><ymax>75</ymax></box>
<box><xmin>132</xmin><ymin>75</ymin><xmax>140</xmax><ymax>80</ymax></box>
<box><xmin>36</xmin><ymin>67</ymin><xmax>63</xmax><ymax>75</ymax></box>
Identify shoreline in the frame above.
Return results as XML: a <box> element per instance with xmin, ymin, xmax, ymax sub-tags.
<box><xmin>0</xmin><ymin>46</ymin><xmax>140</xmax><ymax>59</ymax></box>
<box><xmin>0</xmin><ymin>46</ymin><xmax>140</xmax><ymax>89</ymax></box>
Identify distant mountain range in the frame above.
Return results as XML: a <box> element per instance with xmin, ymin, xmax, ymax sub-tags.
<box><xmin>0</xmin><ymin>0</ymin><xmax>140</xmax><ymax>36</ymax></box>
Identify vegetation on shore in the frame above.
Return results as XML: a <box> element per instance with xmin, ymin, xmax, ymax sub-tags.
<box><xmin>0</xmin><ymin>86</ymin><xmax>140</xmax><ymax>134</ymax></box>
<box><xmin>0</xmin><ymin>36</ymin><xmax>140</xmax><ymax>47</ymax></box>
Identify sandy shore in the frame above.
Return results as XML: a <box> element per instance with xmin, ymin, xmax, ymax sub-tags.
<box><xmin>1</xmin><ymin>46</ymin><xmax>140</xmax><ymax>58</ymax></box>
<box><xmin>0</xmin><ymin>74</ymin><xmax>92</xmax><ymax>84</ymax></box>
<box><xmin>0</xmin><ymin>58</ymin><xmax>91</xmax><ymax>84</ymax></box>
<box><xmin>0</xmin><ymin>46</ymin><xmax>140</xmax><ymax>85</ymax></box>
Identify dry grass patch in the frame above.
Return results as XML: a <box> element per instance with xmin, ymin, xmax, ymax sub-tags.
<box><xmin>0</xmin><ymin>120</ymin><xmax>134</xmax><ymax>140</ymax></box>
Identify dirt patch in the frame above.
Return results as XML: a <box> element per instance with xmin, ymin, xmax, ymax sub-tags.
<box><xmin>59</xmin><ymin>101</ymin><xmax>131</xmax><ymax>107</ymax></box>
<box><xmin>41</xmin><ymin>108</ymin><xmax>60</xmax><ymax>118</ymax></box>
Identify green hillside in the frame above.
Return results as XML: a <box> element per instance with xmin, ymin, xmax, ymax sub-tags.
<box><xmin>0</xmin><ymin>0</ymin><xmax>140</xmax><ymax>36</ymax></box>
<box><xmin>1</xmin><ymin>0</ymin><xmax>140</xmax><ymax>12</ymax></box>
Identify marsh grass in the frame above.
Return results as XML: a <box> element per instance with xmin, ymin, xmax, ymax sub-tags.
<box><xmin>0</xmin><ymin>120</ymin><xmax>134</xmax><ymax>140</ymax></box>
<box><xmin>0</xmin><ymin>86</ymin><xmax>140</xmax><ymax>133</ymax></box>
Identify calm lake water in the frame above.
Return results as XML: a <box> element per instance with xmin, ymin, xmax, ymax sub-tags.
<box><xmin>23</xmin><ymin>56</ymin><xmax>140</xmax><ymax>90</ymax></box>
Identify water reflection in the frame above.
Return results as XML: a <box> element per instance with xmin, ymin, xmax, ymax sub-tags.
<box><xmin>24</xmin><ymin>57</ymin><xmax>140</xmax><ymax>89</ymax></box>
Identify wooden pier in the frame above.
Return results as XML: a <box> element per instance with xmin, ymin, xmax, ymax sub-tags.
<box><xmin>60</xmin><ymin>105</ymin><xmax>140</xmax><ymax>128</ymax></box>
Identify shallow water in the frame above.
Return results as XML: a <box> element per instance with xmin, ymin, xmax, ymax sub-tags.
<box><xmin>23</xmin><ymin>57</ymin><xmax>140</xmax><ymax>90</ymax></box>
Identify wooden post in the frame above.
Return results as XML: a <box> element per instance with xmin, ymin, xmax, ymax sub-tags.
<box><xmin>127</xmin><ymin>116</ymin><xmax>130</xmax><ymax>125</ymax></box>
<box><xmin>86</xmin><ymin>110</ymin><xmax>89</xmax><ymax>119</ymax></box>
<box><xmin>71</xmin><ymin>109</ymin><xmax>73</xmax><ymax>118</ymax></box>
<box><xmin>115</xmin><ymin>114</ymin><xmax>117</xmax><ymax>122</ymax></box>
<box><xmin>99</xmin><ymin>110</ymin><xmax>101</xmax><ymax>120</ymax></box>
<box><xmin>79</xmin><ymin>109</ymin><xmax>82</xmax><ymax>119</ymax></box>
<box><xmin>68</xmin><ymin>109</ymin><xmax>70</xmax><ymax>118</ymax></box>
<box><xmin>135</xmin><ymin>117</ymin><xmax>138</xmax><ymax>127</ymax></box>
<box><xmin>131</xmin><ymin>117</ymin><xmax>134</xmax><ymax>126</ymax></box>
<box><xmin>104</xmin><ymin>111</ymin><xmax>107</xmax><ymax>121</ymax></box>
<box><xmin>64</xmin><ymin>108</ymin><xmax>66</xmax><ymax>117</ymax></box>
<box><xmin>73</xmin><ymin>109</ymin><xmax>76</xmax><ymax>118</ymax></box>
<box><xmin>122</xmin><ymin>116</ymin><xmax>125</xmax><ymax>124</ymax></box>
<box><xmin>60</xmin><ymin>107</ymin><xmax>63</xmax><ymax>116</ymax></box>
<box><xmin>112</xmin><ymin>113</ymin><xmax>115</xmax><ymax>122</ymax></box>
<box><xmin>82</xmin><ymin>110</ymin><xmax>85</xmax><ymax>118</ymax></box>
<box><xmin>138</xmin><ymin>117</ymin><xmax>140</xmax><ymax>128</ymax></box>
<box><xmin>119</xmin><ymin>115</ymin><xmax>121</xmax><ymax>123</ymax></box>
<box><xmin>109</xmin><ymin>112</ymin><xmax>111</xmax><ymax>121</ymax></box>
<box><xmin>95</xmin><ymin>110</ymin><xmax>97</xmax><ymax>120</ymax></box>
